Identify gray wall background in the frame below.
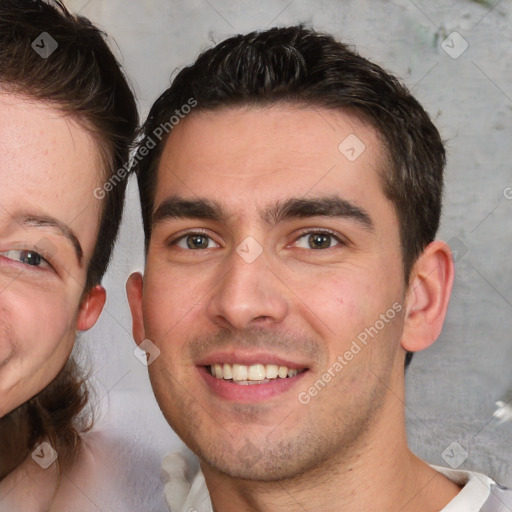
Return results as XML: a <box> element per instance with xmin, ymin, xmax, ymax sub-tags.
<box><xmin>66</xmin><ymin>0</ymin><xmax>512</xmax><ymax>498</ymax></box>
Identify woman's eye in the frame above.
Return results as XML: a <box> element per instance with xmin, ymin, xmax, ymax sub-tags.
<box><xmin>0</xmin><ymin>249</ymin><xmax>51</xmax><ymax>268</ymax></box>
<box><xmin>174</xmin><ymin>234</ymin><xmax>218</xmax><ymax>250</ymax></box>
<box><xmin>294</xmin><ymin>232</ymin><xmax>341</xmax><ymax>250</ymax></box>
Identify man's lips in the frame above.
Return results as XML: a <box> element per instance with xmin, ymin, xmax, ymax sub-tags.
<box><xmin>196</xmin><ymin>351</ymin><xmax>310</xmax><ymax>380</ymax></box>
<box><xmin>198</xmin><ymin>365</ymin><xmax>309</xmax><ymax>402</ymax></box>
<box><xmin>195</xmin><ymin>350</ymin><xmax>310</xmax><ymax>368</ymax></box>
<box><xmin>195</xmin><ymin>351</ymin><xmax>310</xmax><ymax>401</ymax></box>
<box><xmin>207</xmin><ymin>362</ymin><xmax>306</xmax><ymax>382</ymax></box>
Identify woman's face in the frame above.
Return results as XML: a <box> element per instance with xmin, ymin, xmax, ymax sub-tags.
<box><xmin>0</xmin><ymin>93</ymin><xmax>106</xmax><ymax>417</ymax></box>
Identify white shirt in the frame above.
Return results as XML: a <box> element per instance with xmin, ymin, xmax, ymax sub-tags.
<box><xmin>433</xmin><ymin>465</ymin><xmax>512</xmax><ymax>511</ymax></box>
<box><xmin>162</xmin><ymin>453</ymin><xmax>512</xmax><ymax>512</ymax></box>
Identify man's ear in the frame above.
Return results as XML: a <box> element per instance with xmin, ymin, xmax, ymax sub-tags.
<box><xmin>126</xmin><ymin>272</ymin><xmax>146</xmax><ymax>344</ymax></box>
<box><xmin>76</xmin><ymin>285</ymin><xmax>106</xmax><ymax>331</ymax></box>
<box><xmin>401</xmin><ymin>240</ymin><xmax>454</xmax><ymax>353</ymax></box>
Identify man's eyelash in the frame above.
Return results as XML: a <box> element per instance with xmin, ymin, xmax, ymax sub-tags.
<box><xmin>167</xmin><ymin>230</ymin><xmax>212</xmax><ymax>245</ymax></box>
<box><xmin>294</xmin><ymin>229</ymin><xmax>347</xmax><ymax>244</ymax></box>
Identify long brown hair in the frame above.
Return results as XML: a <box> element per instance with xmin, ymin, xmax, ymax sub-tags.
<box><xmin>0</xmin><ymin>0</ymin><xmax>138</xmax><ymax>478</ymax></box>
<box><xmin>0</xmin><ymin>358</ymin><xmax>90</xmax><ymax>479</ymax></box>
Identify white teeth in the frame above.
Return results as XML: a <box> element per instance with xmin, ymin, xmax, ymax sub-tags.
<box><xmin>209</xmin><ymin>363</ymin><xmax>304</xmax><ymax>381</ymax></box>
<box><xmin>248</xmin><ymin>364</ymin><xmax>265</xmax><ymax>380</ymax></box>
<box><xmin>232</xmin><ymin>364</ymin><xmax>248</xmax><ymax>381</ymax></box>
<box><xmin>223</xmin><ymin>363</ymin><xmax>232</xmax><ymax>379</ymax></box>
<box><xmin>265</xmin><ymin>364</ymin><xmax>278</xmax><ymax>379</ymax></box>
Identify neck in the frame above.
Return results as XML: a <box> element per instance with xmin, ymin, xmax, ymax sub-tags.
<box><xmin>0</xmin><ymin>454</ymin><xmax>59</xmax><ymax>511</ymax></box>
<box><xmin>202</xmin><ymin>385</ymin><xmax>461</xmax><ymax>512</ymax></box>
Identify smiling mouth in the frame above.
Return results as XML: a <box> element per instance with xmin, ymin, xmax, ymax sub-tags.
<box><xmin>208</xmin><ymin>363</ymin><xmax>307</xmax><ymax>385</ymax></box>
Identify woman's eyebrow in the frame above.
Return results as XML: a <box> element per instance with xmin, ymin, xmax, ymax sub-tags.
<box><xmin>15</xmin><ymin>213</ymin><xmax>84</xmax><ymax>266</ymax></box>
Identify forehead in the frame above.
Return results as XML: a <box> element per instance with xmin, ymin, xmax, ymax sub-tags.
<box><xmin>0</xmin><ymin>92</ymin><xmax>100</xmax><ymax>168</ymax></box>
<box><xmin>0</xmin><ymin>93</ymin><xmax>103</xmax><ymax>255</ymax></box>
<box><xmin>155</xmin><ymin>105</ymin><xmax>389</xmax><ymax>217</ymax></box>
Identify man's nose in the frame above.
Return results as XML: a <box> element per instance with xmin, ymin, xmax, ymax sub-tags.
<box><xmin>205</xmin><ymin>244</ymin><xmax>289</xmax><ymax>331</ymax></box>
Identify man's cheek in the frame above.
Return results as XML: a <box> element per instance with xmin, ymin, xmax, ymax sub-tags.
<box><xmin>328</xmin><ymin>294</ymin><xmax>370</xmax><ymax>339</ymax></box>
<box><xmin>146</xmin><ymin>274</ymin><xmax>199</xmax><ymax>312</ymax></box>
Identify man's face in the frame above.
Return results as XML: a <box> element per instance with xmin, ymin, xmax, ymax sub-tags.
<box><xmin>0</xmin><ymin>93</ymin><xmax>104</xmax><ymax>417</ymax></box>
<box><xmin>129</xmin><ymin>106</ymin><xmax>409</xmax><ymax>480</ymax></box>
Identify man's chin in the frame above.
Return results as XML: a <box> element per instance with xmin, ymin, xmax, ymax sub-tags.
<box><xmin>195</xmin><ymin>436</ymin><xmax>329</xmax><ymax>483</ymax></box>
<box><xmin>201</xmin><ymin>457</ymin><xmax>305</xmax><ymax>483</ymax></box>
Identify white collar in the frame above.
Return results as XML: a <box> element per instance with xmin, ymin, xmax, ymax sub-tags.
<box><xmin>432</xmin><ymin>464</ymin><xmax>493</xmax><ymax>511</ymax></box>
<box><xmin>162</xmin><ymin>453</ymin><xmax>495</xmax><ymax>512</ymax></box>
<box><xmin>163</xmin><ymin>453</ymin><xmax>212</xmax><ymax>512</ymax></box>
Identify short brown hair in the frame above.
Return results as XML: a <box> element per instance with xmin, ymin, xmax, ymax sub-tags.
<box><xmin>135</xmin><ymin>26</ymin><xmax>445</xmax><ymax>373</ymax></box>
<box><xmin>0</xmin><ymin>0</ymin><xmax>138</xmax><ymax>478</ymax></box>
<box><xmin>135</xmin><ymin>26</ymin><xmax>445</xmax><ymax>282</ymax></box>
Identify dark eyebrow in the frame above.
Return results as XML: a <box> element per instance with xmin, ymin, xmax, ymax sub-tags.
<box><xmin>152</xmin><ymin>196</ymin><xmax>226</xmax><ymax>226</ymax></box>
<box><xmin>262</xmin><ymin>196</ymin><xmax>374</xmax><ymax>231</ymax></box>
<box><xmin>152</xmin><ymin>195</ymin><xmax>373</xmax><ymax>232</ymax></box>
<box><xmin>17</xmin><ymin>214</ymin><xmax>84</xmax><ymax>266</ymax></box>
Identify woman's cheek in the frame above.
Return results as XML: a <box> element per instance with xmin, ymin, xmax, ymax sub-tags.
<box><xmin>17</xmin><ymin>289</ymin><xmax>77</xmax><ymax>359</ymax></box>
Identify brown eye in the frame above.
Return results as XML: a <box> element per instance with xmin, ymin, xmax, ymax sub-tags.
<box><xmin>308</xmin><ymin>233</ymin><xmax>332</xmax><ymax>249</ymax></box>
<box><xmin>187</xmin><ymin>235</ymin><xmax>210</xmax><ymax>249</ymax></box>
<box><xmin>173</xmin><ymin>233</ymin><xmax>218</xmax><ymax>250</ymax></box>
<box><xmin>294</xmin><ymin>232</ymin><xmax>341</xmax><ymax>250</ymax></box>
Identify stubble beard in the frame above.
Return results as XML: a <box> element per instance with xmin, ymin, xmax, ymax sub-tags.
<box><xmin>153</xmin><ymin>358</ymin><xmax>392</xmax><ymax>485</ymax></box>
